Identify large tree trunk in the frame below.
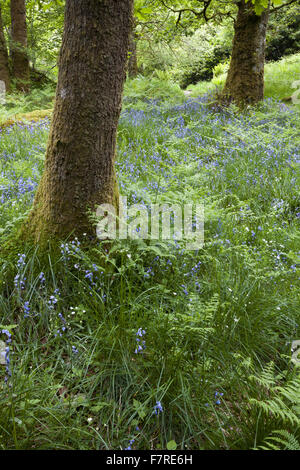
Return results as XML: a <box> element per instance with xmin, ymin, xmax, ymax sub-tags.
<box><xmin>0</xmin><ymin>5</ymin><xmax>10</xmax><ymax>93</ymax></box>
<box><xmin>21</xmin><ymin>0</ymin><xmax>133</xmax><ymax>243</ymax></box>
<box><xmin>10</xmin><ymin>0</ymin><xmax>30</xmax><ymax>92</ymax></box>
<box><xmin>128</xmin><ymin>19</ymin><xmax>138</xmax><ymax>78</ymax></box>
<box><xmin>223</xmin><ymin>0</ymin><xmax>270</xmax><ymax>105</ymax></box>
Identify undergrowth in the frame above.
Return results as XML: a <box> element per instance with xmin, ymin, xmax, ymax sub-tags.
<box><xmin>0</xmin><ymin>74</ymin><xmax>299</xmax><ymax>449</ymax></box>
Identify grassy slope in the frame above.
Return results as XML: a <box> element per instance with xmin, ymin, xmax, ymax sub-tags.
<box><xmin>187</xmin><ymin>53</ymin><xmax>300</xmax><ymax>105</ymax></box>
<box><xmin>0</xmin><ymin>57</ymin><xmax>299</xmax><ymax>450</ymax></box>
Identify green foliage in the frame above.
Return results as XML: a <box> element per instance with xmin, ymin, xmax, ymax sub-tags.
<box><xmin>264</xmin><ymin>53</ymin><xmax>300</xmax><ymax>100</ymax></box>
<box><xmin>134</xmin><ymin>0</ymin><xmax>153</xmax><ymax>21</ymax></box>
<box><xmin>123</xmin><ymin>75</ymin><xmax>185</xmax><ymax>106</ymax></box>
<box><xmin>266</xmin><ymin>4</ymin><xmax>300</xmax><ymax>61</ymax></box>
<box><xmin>2</xmin><ymin>0</ymin><xmax>299</xmax><ymax>97</ymax></box>
<box><xmin>0</xmin><ymin>65</ymin><xmax>299</xmax><ymax>448</ymax></box>
<box><xmin>1</xmin><ymin>0</ymin><xmax>64</xmax><ymax>83</ymax></box>
<box><xmin>185</xmin><ymin>52</ymin><xmax>300</xmax><ymax>103</ymax></box>
<box><xmin>0</xmin><ymin>85</ymin><xmax>55</xmax><ymax>123</ymax></box>
<box><xmin>174</xmin><ymin>25</ymin><xmax>232</xmax><ymax>88</ymax></box>
<box><xmin>138</xmin><ymin>8</ymin><xmax>299</xmax><ymax>90</ymax></box>
<box><xmin>138</xmin><ymin>22</ymin><xmax>233</xmax><ymax>87</ymax></box>
<box><xmin>246</xmin><ymin>0</ymin><xmax>286</xmax><ymax>15</ymax></box>
<box><xmin>0</xmin><ymin>0</ymin><xmax>299</xmax><ymax>450</ymax></box>
<box><xmin>26</xmin><ymin>1</ymin><xmax>64</xmax><ymax>78</ymax></box>
<box><xmin>249</xmin><ymin>363</ymin><xmax>300</xmax><ymax>427</ymax></box>
<box><xmin>256</xmin><ymin>430</ymin><xmax>300</xmax><ymax>450</ymax></box>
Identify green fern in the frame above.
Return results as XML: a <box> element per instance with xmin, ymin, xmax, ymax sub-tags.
<box><xmin>256</xmin><ymin>430</ymin><xmax>300</xmax><ymax>450</ymax></box>
<box><xmin>249</xmin><ymin>363</ymin><xmax>300</xmax><ymax>427</ymax></box>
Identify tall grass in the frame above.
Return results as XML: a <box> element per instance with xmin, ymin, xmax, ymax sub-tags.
<box><xmin>0</xmin><ymin>65</ymin><xmax>299</xmax><ymax>450</ymax></box>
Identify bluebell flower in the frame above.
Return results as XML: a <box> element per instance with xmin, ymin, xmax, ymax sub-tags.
<box><xmin>135</xmin><ymin>328</ymin><xmax>146</xmax><ymax>354</ymax></box>
<box><xmin>14</xmin><ymin>274</ymin><xmax>26</xmax><ymax>290</ymax></box>
<box><xmin>55</xmin><ymin>313</ymin><xmax>67</xmax><ymax>337</ymax></box>
<box><xmin>124</xmin><ymin>438</ymin><xmax>135</xmax><ymax>450</ymax></box>
<box><xmin>17</xmin><ymin>253</ymin><xmax>26</xmax><ymax>268</ymax></box>
<box><xmin>215</xmin><ymin>391</ymin><xmax>224</xmax><ymax>404</ymax></box>
<box><xmin>48</xmin><ymin>295</ymin><xmax>58</xmax><ymax>310</ymax></box>
<box><xmin>153</xmin><ymin>401</ymin><xmax>163</xmax><ymax>415</ymax></box>
<box><xmin>39</xmin><ymin>272</ymin><xmax>46</xmax><ymax>286</ymax></box>
<box><xmin>23</xmin><ymin>301</ymin><xmax>31</xmax><ymax>318</ymax></box>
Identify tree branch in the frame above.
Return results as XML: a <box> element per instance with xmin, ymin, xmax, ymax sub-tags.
<box><xmin>270</xmin><ymin>0</ymin><xmax>298</xmax><ymax>14</ymax></box>
<box><xmin>158</xmin><ymin>0</ymin><xmax>236</xmax><ymax>24</ymax></box>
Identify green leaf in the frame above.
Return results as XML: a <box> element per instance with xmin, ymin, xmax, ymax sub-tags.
<box><xmin>167</xmin><ymin>440</ymin><xmax>177</xmax><ymax>450</ymax></box>
<box><xmin>90</xmin><ymin>402</ymin><xmax>111</xmax><ymax>413</ymax></box>
<box><xmin>133</xmin><ymin>399</ymin><xmax>147</xmax><ymax>419</ymax></box>
<box><xmin>0</xmin><ymin>324</ymin><xmax>18</xmax><ymax>331</ymax></box>
<box><xmin>28</xmin><ymin>399</ymin><xmax>41</xmax><ymax>405</ymax></box>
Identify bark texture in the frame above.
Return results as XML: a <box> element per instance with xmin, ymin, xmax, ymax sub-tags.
<box><xmin>23</xmin><ymin>0</ymin><xmax>133</xmax><ymax>243</ymax></box>
<box><xmin>0</xmin><ymin>5</ymin><xmax>10</xmax><ymax>92</ymax></box>
<box><xmin>223</xmin><ymin>0</ymin><xmax>270</xmax><ymax>105</ymax></box>
<box><xmin>10</xmin><ymin>0</ymin><xmax>30</xmax><ymax>92</ymax></box>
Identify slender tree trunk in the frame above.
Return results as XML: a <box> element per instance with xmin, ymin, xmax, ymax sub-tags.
<box><xmin>21</xmin><ymin>0</ymin><xmax>133</xmax><ymax>243</ymax></box>
<box><xmin>128</xmin><ymin>19</ymin><xmax>138</xmax><ymax>78</ymax></box>
<box><xmin>0</xmin><ymin>5</ymin><xmax>10</xmax><ymax>93</ymax></box>
<box><xmin>10</xmin><ymin>0</ymin><xmax>30</xmax><ymax>92</ymax></box>
<box><xmin>223</xmin><ymin>0</ymin><xmax>270</xmax><ymax>105</ymax></box>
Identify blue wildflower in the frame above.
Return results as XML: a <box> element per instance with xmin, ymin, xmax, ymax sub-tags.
<box><xmin>153</xmin><ymin>401</ymin><xmax>163</xmax><ymax>415</ymax></box>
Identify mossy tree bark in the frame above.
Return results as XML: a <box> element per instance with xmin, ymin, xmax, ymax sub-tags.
<box><xmin>22</xmin><ymin>0</ymin><xmax>133</xmax><ymax>244</ymax></box>
<box><xmin>223</xmin><ymin>0</ymin><xmax>270</xmax><ymax>105</ymax></box>
<box><xmin>0</xmin><ymin>5</ymin><xmax>10</xmax><ymax>93</ymax></box>
<box><xmin>10</xmin><ymin>0</ymin><xmax>30</xmax><ymax>92</ymax></box>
